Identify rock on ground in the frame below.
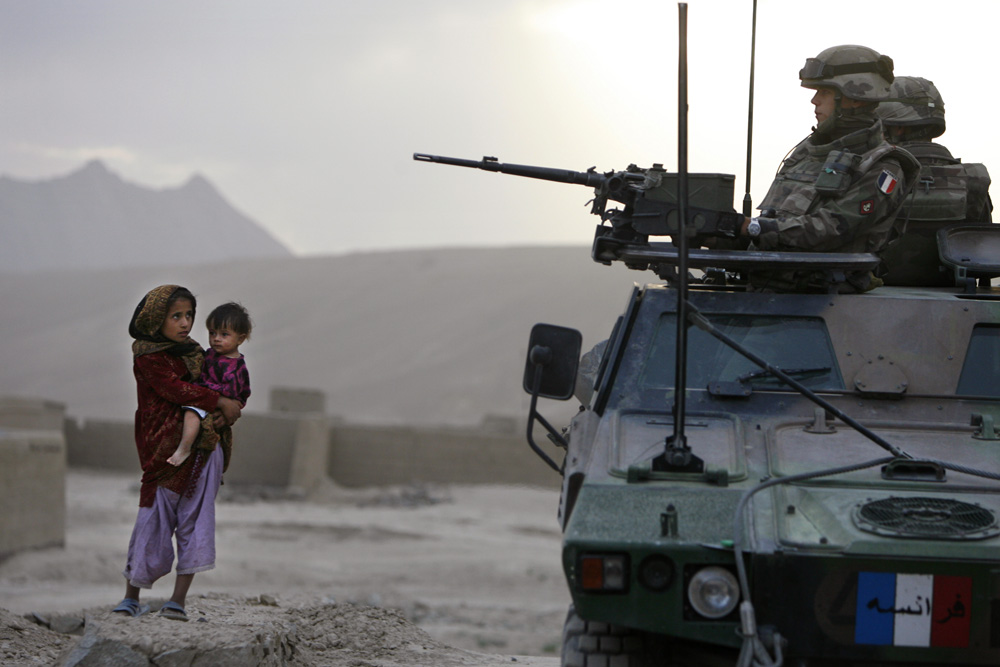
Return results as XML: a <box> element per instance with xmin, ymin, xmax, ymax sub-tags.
<box><xmin>3</xmin><ymin>595</ymin><xmax>559</xmax><ymax>667</ymax></box>
<box><xmin>1</xmin><ymin>607</ymin><xmax>75</xmax><ymax>666</ymax></box>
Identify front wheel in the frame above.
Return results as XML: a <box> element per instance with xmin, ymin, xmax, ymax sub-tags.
<box><xmin>561</xmin><ymin>605</ymin><xmax>662</xmax><ymax>667</ymax></box>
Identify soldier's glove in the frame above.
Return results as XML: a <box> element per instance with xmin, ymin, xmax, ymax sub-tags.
<box><xmin>714</xmin><ymin>211</ymin><xmax>745</xmax><ymax>238</ymax></box>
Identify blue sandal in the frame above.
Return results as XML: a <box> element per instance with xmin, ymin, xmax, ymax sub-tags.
<box><xmin>158</xmin><ymin>600</ymin><xmax>188</xmax><ymax>621</ymax></box>
<box><xmin>111</xmin><ymin>598</ymin><xmax>150</xmax><ymax>617</ymax></box>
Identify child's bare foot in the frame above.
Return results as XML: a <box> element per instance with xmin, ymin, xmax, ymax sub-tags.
<box><xmin>166</xmin><ymin>449</ymin><xmax>190</xmax><ymax>466</ymax></box>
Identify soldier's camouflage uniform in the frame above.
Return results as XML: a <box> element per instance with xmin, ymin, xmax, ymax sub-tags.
<box><xmin>749</xmin><ymin>119</ymin><xmax>920</xmax><ymax>292</ymax></box>
<box><xmin>741</xmin><ymin>45</ymin><xmax>922</xmax><ymax>292</ymax></box>
<box><xmin>876</xmin><ymin>76</ymin><xmax>994</xmax><ymax>286</ymax></box>
<box><xmin>880</xmin><ymin>142</ymin><xmax>992</xmax><ymax>286</ymax></box>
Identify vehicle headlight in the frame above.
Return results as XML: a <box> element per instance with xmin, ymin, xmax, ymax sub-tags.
<box><xmin>687</xmin><ymin>566</ymin><xmax>739</xmax><ymax>619</ymax></box>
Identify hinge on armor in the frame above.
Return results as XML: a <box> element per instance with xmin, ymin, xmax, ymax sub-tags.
<box><xmin>951</xmin><ymin>264</ymin><xmax>978</xmax><ymax>294</ymax></box>
<box><xmin>804</xmin><ymin>407</ymin><xmax>836</xmax><ymax>434</ymax></box>
<box><xmin>971</xmin><ymin>413</ymin><xmax>1000</xmax><ymax>441</ymax></box>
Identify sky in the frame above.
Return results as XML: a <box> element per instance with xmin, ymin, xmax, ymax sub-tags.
<box><xmin>2</xmin><ymin>0</ymin><xmax>996</xmax><ymax>256</ymax></box>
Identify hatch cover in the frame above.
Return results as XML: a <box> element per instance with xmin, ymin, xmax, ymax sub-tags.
<box><xmin>852</xmin><ymin>496</ymin><xmax>999</xmax><ymax>540</ymax></box>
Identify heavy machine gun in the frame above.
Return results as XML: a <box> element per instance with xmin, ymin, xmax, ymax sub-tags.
<box><xmin>412</xmin><ymin>153</ymin><xmax>744</xmax><ymax>246</ymax></box>
<box><xmin>413</xmin><ymin>152</ymin><xmax>884</xmax><ymax>281</ymax></box>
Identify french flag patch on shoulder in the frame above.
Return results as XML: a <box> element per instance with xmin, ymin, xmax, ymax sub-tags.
<box><xmin>877</xmin><ymin>170</ymin><xmax>899</xmax><ymax>194</ymax></box>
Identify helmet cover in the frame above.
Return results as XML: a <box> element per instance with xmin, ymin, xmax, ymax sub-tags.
<box><xmin>877</xmin><ymin>75</ymin><xmax>945</xmax><ymax>137</ymax></box>
<box><xmin>800</xmin><ymin>44</ymin><xmax>894</xmax><ymax>101</ymax></box>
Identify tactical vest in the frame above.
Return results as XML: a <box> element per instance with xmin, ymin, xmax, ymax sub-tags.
<box><xmin>752</xmin><ymin>124</ymin><xmax>920</xmax><ymax>292</ymax></box>
<box><xmin>759</xmin><ymin>140</ymin><xmax>921</xmax><ymax>253</ymax></box>
<box><xmin>881</xmin><ymin>141</ymin><xmax>993</xmax><ymax>287</ymax></box>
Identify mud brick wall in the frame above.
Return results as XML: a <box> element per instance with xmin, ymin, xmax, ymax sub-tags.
<box><xmin>61</xmin><ymin>388</ymin><xmax>560</xmax><ymax>494</ymax></box>
<box><xmin>0</xmin><ymin>398</ymin><xmax>67</xmax><ymax>558</ymax></box>
<box><xmin>327</xmin><ymin>422</ymin><xmax>561</xmax><ymax>489</ymax></box>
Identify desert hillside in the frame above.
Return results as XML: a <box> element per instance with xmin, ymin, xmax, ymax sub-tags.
<box><xmin>0</xmin><ymin>246</ymin><xmax>642</xmax><ymax>426</ymax></box>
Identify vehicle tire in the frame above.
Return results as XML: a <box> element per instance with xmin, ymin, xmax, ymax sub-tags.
<box><xmin>561</xmin><ymin>604</ymin><xmax>661</xmax><ymax>667</ymax></box>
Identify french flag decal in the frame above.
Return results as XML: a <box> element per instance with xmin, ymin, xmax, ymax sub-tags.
<box><xmin>877</xmin><ymin>170</ymin><xmax>899</xmax><ymax>194</ymax></box>
<box><xmin>854</xmin><ymin>572</ymin><xmax>971</xmax><ymax>647</ymax></box>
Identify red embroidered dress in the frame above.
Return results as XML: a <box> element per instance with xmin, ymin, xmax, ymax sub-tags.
<box><xmin>134</xmin><ymin>351</ymin><xmax>219</xmax><ymax>506</ymax></box>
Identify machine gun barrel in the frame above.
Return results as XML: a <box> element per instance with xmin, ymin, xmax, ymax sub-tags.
<box><xmin>413</xmin><ymin>153</ymin><xmax>619</xmax><ymax>189</ymax></box>
<box><xmin>414</xmin><ymin>151</ymin><xmax>741</xmax><ymax>244</ymax></box>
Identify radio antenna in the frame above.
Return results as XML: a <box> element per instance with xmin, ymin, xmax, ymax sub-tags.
<box><xmin>672</xmin><ymin>1</ymin><xmax>689</xmax><ymax>453</ymax></box>
<box><xmin>742</xmin><ymin>0</ymin><xmax>758</xmax><ymax>217</ymax></box>
<box><xmin>654</xmin><ymin>2</ymin><xmax>702</xmax><ymax>473</ymax></box>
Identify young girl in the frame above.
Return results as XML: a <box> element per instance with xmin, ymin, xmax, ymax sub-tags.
<box><xmin>167</xmin><ymin>302</ymin><xmax>252</xmax><ymax>467</ymax></box>
<box><xmin>113</xmin><ymin>285</ymin><xmax>243</xmax><ymax>620</ymax></box>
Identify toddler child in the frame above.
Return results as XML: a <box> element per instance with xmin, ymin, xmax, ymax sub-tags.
<box><xmin>167</xmin><ymin>302</ymin><xmax>252</xmax><ymax>466</ymax></box>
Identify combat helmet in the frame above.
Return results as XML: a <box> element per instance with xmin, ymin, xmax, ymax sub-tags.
<box><xmin>877</xmin><ymin>76</ymin><xmax>946</xmax><ymax>138</ymax></box>
<box><xmin>799</xmin><ymin>44</ymin><xmax>894</xmax><ymax>101</ymax></box>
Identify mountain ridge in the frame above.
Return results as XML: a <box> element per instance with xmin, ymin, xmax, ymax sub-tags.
<box><xmin>0</xmin><ymin>161</ymin><xmax>292</xmax><ymax>273</ymax></box>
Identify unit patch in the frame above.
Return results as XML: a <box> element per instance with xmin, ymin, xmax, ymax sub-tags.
<box><xmin>877</xmin><ymin>170</ymin><xmax>899</xmax><ymax>194</ymax></box>
<box><xmin>860</xmin><ymin>200</ymin><xmax>874</xmax><ymax>215</ymax></box>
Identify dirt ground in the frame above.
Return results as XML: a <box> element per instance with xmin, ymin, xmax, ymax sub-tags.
<box><xmin>0</xmin><ymin>470</ymin><xmax>567</xmax><ymax>666</ymax></box>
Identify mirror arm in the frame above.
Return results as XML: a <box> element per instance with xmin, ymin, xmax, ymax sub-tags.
<box><xmin>526</xmin><ymin>362</ymin><xmax>566</xmax><ymax>474</ymax></box>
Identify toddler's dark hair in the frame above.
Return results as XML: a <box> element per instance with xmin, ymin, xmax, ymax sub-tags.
<box><xmin>206</xmin><ymin>302</ymin><xmax>252</xmax><ymax>340</ymax></box>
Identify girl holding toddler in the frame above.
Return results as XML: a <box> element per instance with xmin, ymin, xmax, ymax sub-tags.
<box><xmin>112</xmin><ymin>284</ymin><xmax>248</xmax><ymax>621</ymax></box>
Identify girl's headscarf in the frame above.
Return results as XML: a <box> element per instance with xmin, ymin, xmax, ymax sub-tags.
<box><xmin>128</xmin><ymin>284</ymin><xmax>204</xmax><ymax>379</ymax></box>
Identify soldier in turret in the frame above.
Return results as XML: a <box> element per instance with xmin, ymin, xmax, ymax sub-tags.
<box><xmin>738</xmin><ymin>45</ymin><xmax>920</xmax><ymax>293</ymax></box>
<box><xmin>876</xmin><ymin>76</ymin><xmax>993</xmax><ymax>286</ymax></box>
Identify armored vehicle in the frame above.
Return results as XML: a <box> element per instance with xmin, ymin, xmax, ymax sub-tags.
<box><xmin>416</xmin><ymin>9</ymin><xmax>999</xmax><ymax>664</ymax></box>
<box><xmin>417</xmin><ymin>142</ymin><xmax>1000</xmax><ymax>665</ymax></box>
<box><xmin>414</xmin><ymin>152</ymin><xmax>1000</xmax><ymax>666</ymax></box>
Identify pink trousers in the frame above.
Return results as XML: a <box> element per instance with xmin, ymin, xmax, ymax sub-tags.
<box><xmin>122</xmin><ymin>447</ymin><xmax>223</xmax><ymax>588</ymax></box>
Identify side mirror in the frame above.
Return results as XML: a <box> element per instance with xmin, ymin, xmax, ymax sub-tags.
<box><xmin>522</xmin><ymin>324</ymin><xmax>582</xmax><ymax>401</ymax></box>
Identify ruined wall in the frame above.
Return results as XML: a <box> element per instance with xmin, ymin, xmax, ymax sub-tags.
<box><xmin>3</xmin><ymin>389</ymin><xmax>561</xmax><ymax>562</ymax></box>
<box><xmin>64</xmin><ymin>418</ymin><xmax>134</xmax><ymax>471</ymax></box>
<box><xmin>328</xmin><ymin>420</ymin><xmax>560</xmax><ymax>488</ymax></box>
<box><xmin>62</xmin><ymin>388</ymin><xmax>560</xmax><ymax>491</ymax></box>
<box><xmin>65</xmin><ymin>410</ymin><xmax>328</xmax><ymax>494</ymax></box>
<box><xmin>0</xmin><ymin>397</ymin><xmax>67</xmax><ymax>558</ymax></box>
